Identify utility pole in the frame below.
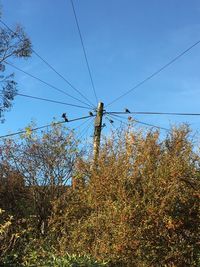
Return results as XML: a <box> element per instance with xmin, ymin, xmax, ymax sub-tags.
<box><xmin>93</xmin><ymin>102</ymin><xmax>104</xmax><ymax>164</ymax></box>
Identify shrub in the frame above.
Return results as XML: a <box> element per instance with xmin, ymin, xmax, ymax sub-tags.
<box><xmin>1</xmin><ymin>124</ymin><xmax>200</xmax><ymax>266</ymax></box>
<box><xmin>22</xmin><ymin>248</ymin><xmax>108</xmax><ymax>267</ymax></box>
<box><xmin>50</xmin><ymin>126</ymin><xmax>200</xmax><ymax>266</ymax></box>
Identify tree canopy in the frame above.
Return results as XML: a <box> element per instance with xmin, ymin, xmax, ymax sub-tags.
<box><xmin>0</xmin><ymin>14</ymin><xmax>32</xmax><ymax>122</ymax></box>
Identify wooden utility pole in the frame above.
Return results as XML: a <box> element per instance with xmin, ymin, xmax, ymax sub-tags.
<box><xmin>93</xmin><ymin>102</ymin><xmax>104</xmax><ymax>164</ymax></box>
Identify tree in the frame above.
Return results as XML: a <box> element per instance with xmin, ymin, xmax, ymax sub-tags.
<box><xmin>0</xmin><ymin>14</ymin><xmax>32</xmax><ymax>122</ymax></box>
<box><xmin>0</xmin><ymin>123</ymin><xmax>80</xmax><ymax>235</ymax></box>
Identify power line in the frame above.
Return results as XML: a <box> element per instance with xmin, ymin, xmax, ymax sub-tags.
<box><xmin>108</xmin><ymin>113</ymin><xmax>169</xmax><ymax>132</ymax></box>
<box><xmin>74</xmin><ymin>116</ymin><xmax>93</xmax><ymax>132</ymax></box>
<box><xmin>0</xmin><ymin>19</ymin><xmax>95</xmax><ymax>108</ymax></box>
<box><xmin>105</xmin><ymin>116</ymin><xmax>116</xmax><ymax>129</ymax></box>
<box><xmin>81</xmin><ymin>120</ymin><xmax>94</xmax><ymax>143</ymax></box>
<box><xmin>106</xmin><ymin>39</ymin><xmax>200</xmax><ymax>108</ymax></box>
<box><xmin>68</xmin><ymin>116</ymin><xmax>94</xmax><ymax>147</ymax></box>
<box><xmin>1</xmin><ymin>118</ymin><xmax>94</xmax><ymax>158</ymax></box>
<box><xmin>109</xmin><ymin>113</ymin><xmax>169</xmax><ymax>132</ymax></box>
<box><xmin>107</xmin><ymin>111</ymin><xmax>200</xmax><ymax>116</ymax></box>
<box><xmin>70</xmin><ymin>0</ymin><xmax>98</xmax><ymax>105</ymax></box>
<box><xmin>0</xmin><ymin>114</ymin><xmax>95</xmax><ymax>139</ymax></box>
<box><xmin>15</xmin><ymin>92</ymin><xmax>91</xmax><ymax>110</ymax></box>
<box><xmin>76</xmin><ymin>116</ymin><xmax>94</xmax><ymax>141</ymax></box>
<box><xmin>32</xmin><ymin>50</ymin><xmax>95</xmax><ymax>108</ymax></box>
<box><xmin>133</xmin><ymin>119</ymin><xmax>169</xmax><ymax>132</ymax></box>
<box><xmin>6</xmin><ymin>61</ymin><xmax>92</xmax><ymax>108</ymax></box>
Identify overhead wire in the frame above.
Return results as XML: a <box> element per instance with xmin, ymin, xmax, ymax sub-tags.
<box><xmin>105</xmin><ymin>116</ymin><xmax>117</xmax><ymax>129</ymax></box>
<box><xmin>15</xmin><ymin>92</ymin><xmax>91</xmax><ymax>110</ymax></box>
<box><xmin>0</xmin><ymin>19</ymin><xmax>95</xmax><ymax>108</ymax></box>
<box><xmin>70</xmin><ymin>0</ymin><xmax>98</xmax><ymax>105</ymax></box>
<box><xmin>67</xmin><ymin>116</ymin><xmax>94</xmax><ymax>147</ymax></box>
<box><xmin>74</xmin><ymin>116</ymin><xmax>93</xmax><ymax>133</ymax></box>
<box><xmin>106</xmin><ymin>113</ymin><xmax>130</xmax><ymax>128</ymax></box>
<box><xmin>76</xmin><ymin>116</ymin><xmax>94</xmax><ymax>142</ymax></box>
<box><xmin>0</xmin><ymin>114</ymin><xmax>95</xmax><ymax>139</ymax></box>
<box><xmin>0</xmin><ymin>118</ymin><xmax>93</xmax><ymax>161</ymax></box>
<box><xmin>0</xmin><ymin>117</ymin><xmax>95</xmax><ymax>157</ymax></box>
<box><xmin>110</xmin><ymin>113</ymin><xmax>169</xmax><ymax>131</ymax></box>
<box><xmin>108</xmin><ymin>113</ymin><xmax>169</xmax><ymax>132</ymax></box>
<box><xmin>107</xmin><ymin>113</ymin><xmax>169</xmax><ymax>132</ymax></box>
<box><xmin>5</xmin><ymin>61</ymin><xmax>92</xmax><ymax>108</ymax></box>
<box><xmin>133</xmin><ymin>119</ymin><xmax>169</xmax><ymax>132</ymax></box>
<box><xmin>2</xmin><ymin>14</ymin><xmax>199</xmax><ymax>137</ymax></box>
<box><xmin>107</xmin><ymin>111</ymin><xmax>200</xmax><ymax>116</ymax></box>
<box><xmin>106</xmin><ymin>39</ymin><xmax>200</xmax><ymax>108</ymax></box>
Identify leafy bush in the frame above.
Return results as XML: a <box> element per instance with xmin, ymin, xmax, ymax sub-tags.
<box><xmin>22</xmin><ymin>250</ymin><xmax>108</xmax><ymax>267</ymax></box>
<box><xmin>50</xmin><ymin>126</ymin><xmax>200</xmax><ymax>266</ymax></box>
<box><xmin>1</xmin><ymin>124</ymin><xmax>200</xmax><ymax>266</ymax></box>
<box><xmin>0</xmin><ymin>208</ymin><xmax>16</xmax><ymax>264</ymax></box>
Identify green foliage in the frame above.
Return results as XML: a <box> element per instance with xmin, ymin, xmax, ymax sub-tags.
<box><xmin>2</xmin><ymin>250</ymin><xmax>108</xmax><ymax>267</ymax></box>
<box><xmin>0</xmin><ymin>209</ymin><xmax>22</xmax><ymax>266</ymax></box>
<box><xmin>0</xmin><ymin>12</ymin><xmax>32</xmax><ymax>122</ymax></box>
<box><xmin>22</xmin><ymin>252</ymin><xmax>108</xmax><ymax>267</ymax></box>
<box><xmin>2</xmin><ymin>236</ymin><xmax>108</xmax><ymax>266</ymax></box>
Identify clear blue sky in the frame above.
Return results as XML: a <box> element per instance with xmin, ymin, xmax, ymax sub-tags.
<box><xmin>1</xmin><ymin>0</ymin><xmax>200</xmax><ymax>139</ymax></box>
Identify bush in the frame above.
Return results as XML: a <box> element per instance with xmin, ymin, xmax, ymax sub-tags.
<box><xmin>22</xmin><ymin>250</ymin><xmax>108</xmax><ymax>267</ymax></box>
<box><xmin>1</xmin><ymin>124</ymin><xmax>200</xmax><ymax>266</ymax></box>
<box><xmin>50</xmin><ymin>126</ymin><xmax>200</xmax><ymax>266</ymax></box>
<box><xmin>0</xmin><ymin>208</ymin><xmax>15</xmax><ymax>264</ymax></box>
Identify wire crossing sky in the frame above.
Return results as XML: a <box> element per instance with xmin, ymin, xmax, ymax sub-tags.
<box><xmin>70</xmin><ymin>0</ymin><xmax>99</xmax><ymax>105</ymax></box>
<box><xmin>0</xmin><ymin>20</ymin><xmax>95</xmax><ymax>109</ymax></box>
<box><xmin>0</xmin><ymin>114</ymin><xmax>95</xmax><ymax>139</ymax></box>
<box><xmin>5</xmin><ymin>61</ymin><xmax>93</xmax><ymax>108</ymax></box>
<box><xmin>1</xmin><ymin>0</ymin><xmax>200</xmax><ymax>137</ymax></box>
<box><xmin>106</xmin><ymin>39</ymin><xmax>200</xmax><ymax>108</ymax></box>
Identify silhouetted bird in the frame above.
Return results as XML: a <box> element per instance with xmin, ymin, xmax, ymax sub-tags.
<box><xmin>125</xmin><ymin>108</ymin><xmax>130</xmax><ymax>113</ymax></box>
<box><xmin>89</xmin><ymin>112</ymin><xmax>94</xmax><ymax>116</ymax></box>
<box><xmin>62</xmin><ymin>113</ymin><xmax>68</xmax><ymax>122</ymax></box>
<box><xmin>109</xmin><ymin>119</ymin><xmax>114</xmax><ymax>124</ymax></box>
<box><xmin>128</xmin><ymin>116</ymin><xmax>133</xmax><ymax>121</ymax></box>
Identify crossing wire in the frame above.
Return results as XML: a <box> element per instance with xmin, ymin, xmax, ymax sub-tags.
<box><xmin>106</xmin><ymin>39</ymin><xmax>200</xmax><ymax>108</ymax></box>
<box><xmin>70</xmin><ymin>0</ymin><xmax>98</xmax><ymax>105</ymax></box>
<box><xmin>67</xmin><ymin>116</ymin><xmax>94</xmax><ymax>147</ymax></box>
<box><xmin>0</xmin><ymin>114</ymin><xmax>95</xmax><ymax>139</ymax></box>
<box><xmin>16</xmin><ymin>92</ymin><xmax>91</xmax><ymax>110</ymax></box>
<box><xmin>107</xmin><ymin>111</ymin><xmax>200</xmax><ymax>116</ymax></box>
<box><xmin>6</xmin><ymin>61</ymin><xmax>92</xmax><ymax>108</ymax></box>
<box><xmin>1</xmin><ymin>117</ymin><xmax>94</xmax><ymax>159</ymax></box>
<box><xmin>76</xmin><ymin>116</ymin><xmax>94</xmax><ymax>142</ymax></box>
<box><xmin>108</xmin><ymin>113</ymin><xmax>169</xmax><ymax>132</ymax></box>
<box><xmin>74</xmin><ymin>116</ymin><xmax>93</xmax><ymax>133</ymax></box>
<box><xmin>0</xmin><ymin>19</ymin><xmax>95</xmax><ymax>108</ymax></box>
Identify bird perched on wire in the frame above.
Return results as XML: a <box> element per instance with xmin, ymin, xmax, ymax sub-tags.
<box><xmin>106</xmin><ymin>117</ymin><xmax>114</xmax><ymax>124</ymax></box>
<box><xmin>128</xmin><ymin>116</ymin><xmax>133</xmax><ymax>121</ymax></box>
<box><xmin>89</xmin><ymin>111</ymin><xmax>94</xmax><ymax>116</ymax></box>
<box><xmin>125</xmin><ymin>108</ymin><xmax>130</xmax><ymax>113</ymax></box>
<box><xmin>62</xmin><ymin>113</ymin><xmax>68</xmax><ymax>122</ymax></box>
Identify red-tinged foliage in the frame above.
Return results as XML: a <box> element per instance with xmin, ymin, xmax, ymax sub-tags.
<box><xmin>49</xmin><ymin>125</ymin><xmax>200</xmax><ymax>266</ymax></box>
<box><xmin>0</xmin><ymin>166</ymin><xmax>30</xmax><ymax>218</ymax></box>
<box><xmin>0</xmin><ymin>124</ymin><xmax>199</xmax><ymax>266</ymax></box>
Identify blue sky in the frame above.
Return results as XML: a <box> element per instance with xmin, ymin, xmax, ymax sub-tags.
<box><xmin>1</xmin><ymin>0</ymin><xmax>200</xmax><ymax>139</ymax></box>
